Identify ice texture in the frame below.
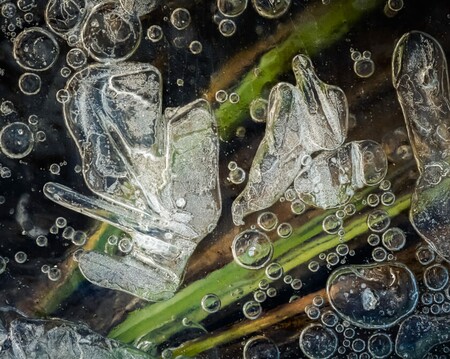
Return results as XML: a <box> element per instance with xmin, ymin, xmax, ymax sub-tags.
<box><xmin>396</xmin><ymin>314</ymin><xmax>450</xmax><ymax>359</ymax></box>
<box><xmin>393</xmin><ymin>31</ymin><xmax>450</xmax><ymax>262</ymax></box>
<box><xmin>0</xmin><ymin>317</ymin><xmax>152</xmax><ymax>358</ymax></box>
<box><xmin>326</xmin><ymin>262</ymin><xmax>418</xmax><ymax>329</ymax></box>
<box><xmin>44</xmin><ymin>63</ymin><xmax>221</xmax><ymax>301</ymax></box>
<box><xmin>231</xmin><ymin>54</ymin><xmax>348</xmax><ymax>225</ymax></box>
<box><xmin>294</xmin><ymin>140</ymin><xmax>387</xmax><ymax>209</ymax></box>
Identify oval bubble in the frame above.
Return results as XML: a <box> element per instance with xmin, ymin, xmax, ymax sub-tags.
<box><xmin>327</xmin><ymin>262</ymin><xmax>418</xmax><ymax>328</ymax></box>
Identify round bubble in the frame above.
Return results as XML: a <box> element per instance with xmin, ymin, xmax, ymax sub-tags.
<box><xmin>170</xmin><ymin>8</ymin><xmax>191</xmax><ymax>30</ymax></box>
<box><xmin>251</xmin><ymin>0</ymin><xmax>291</xmax><ymax>18</ymax></box>
<box><xmin>14</xmin><ymin>251</ymin><xmax>27</xmax><ymax>263</ymax></box>
<box><xmin>265</xmin><ymin>262</ymin><xmax>283</xmax><ymax>280</ymax></box>
<box><xmin>0</xmin><ymin>122</ymin><xmax>34</xmax><ymax>159</ymax></box>
<box><xmin>322</xmin><ymin>214</ymin><xmax>342</xmax><ymax>234</ymax></box>
<box><xmin>416</xmin><ymin>245</ymin><xmax>435</xmax><ymax>265</ymax></box>
<box><xmin>66</xmin><ymin>48</ymin><xmax>87</xmax><ymax>69</ymax></box>
<box><xmin>277</xmin><ymin>222</ymin><xmax>292</xmax><ymax>238</ymax></box>
<box><xmin>368</xmin><ymin>333</ymin><xmax>392</xmax><ymax>358</ymax></box>
<box><xmin>218</xmin><ymin>0</ymin><xmax>248</xmax><ymax>17</ymax></box>
<box><xmin>189</xmin><ymin>40</ymin><xmax>203</xmax><ymax>54</ymax></box>
<box><xmin>13</xmin><ymin>27</ymin><xmax>59</xmax><ymax>71</ymax></box>
<box><xmin>299</xmin><ymin>324</ymin><xmax>338</xmax><ymax>359</ymax></box>
<box><xmin>18</xmin><ymin>73</ymin><xmax>41</xmax><ymax>95</ymax></box>
<box><xmin>82</xmin><ymin>2</ymin><xmax>141</xmax><ymax>62</ymax></box>
<box><xmin>243</xmin><ymin>300</ymin><xmax>262</xmax><ymax>320</ymax></box>
<box><xmin>382</xmin><ymin>227</ymin><xmax>406</xmax><ymax>251</ymax></box>
<box><xmin>291</xmin><ymin>199</ymin><xmax>306</xmax><ymax>214</ymax></box>
<box><xmin>354</xmin><ymin>58</ymin><xmax>375</xmax><ymax>78</ymax></box>
<box><xmin>218</xmin><ymin>19</ymin><xmax>237</xmax><ymax>37</ymax></box>
<box><xmin>257</xmin><ymin>212</ymin><xmax>278</xmax><ymax>231</ymax></box>
<box><xmin>367</xmin><ymin>209</ymin><xmax>391</xmax><ymax>232</ymax></box>
<box><xmin>45</xmin><ymin>0</ymin><xmax>85</xmax><ymax>36</ymax></box>
<box><xmin>250</xmin><ymin>98</ymin><xmax>268</xmax><ymax>123</ymax></box>
<box><xmin>232</xmin><ymin>229</ymin><xmax>273</xmax><ymax>269</ymax></box>
<box><xmin>147</xmin><ymin>25</ymin><xmax>163</xmax><ymax>42</ymax></box>
<box><xmin>321</xmin><ymin>310</ymin><xmax>339</xmax><ymax>327</ymax></box>
<box><xmin>201</xmin><ymin>293</ymin><xmax>221</xmax><ymax>313</ymax></box>
<box><xmin>424</xmin><ymin>264</ymin><xmax>449</xmax><ymax>291</ymax></box>
<box><xmin>244</xmin><ymin>336</ymin><xmax>279</xmax><ymax>359</ymax></box>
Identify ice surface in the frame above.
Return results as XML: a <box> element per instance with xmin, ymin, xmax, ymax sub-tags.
<box><xmin>396</xmin><ymin>314</ymin><xmax>450</xmax><ymax>359</ymax></box>
<box><xmin>44</xmin><ymin>63</ymin><xmax>221</xmax><ymax>301</ymax></box>
<box><xmin>232</xmin><ymin>54</ymin><xmax>348</xmax><ymax>225</ymax></box>
<box><xmin>294</xmin><ymin>140</ymin><xmax>387</xmax><ymax>209</ymax></box>
<box><xmin>0</xmin><ymin>316</ymin><xmax>152</xmax><ymax>358</ymax></box>
<box><xmin>393</xmin><ymin>31</ymin><xmax>450</xmax><ymax>262</ymax></box>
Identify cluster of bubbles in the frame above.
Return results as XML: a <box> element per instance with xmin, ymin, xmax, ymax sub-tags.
<box><xmin>350</xmin><ymin>49</ymin><xmax>375</xmax><ymax>78</ymax></box>
<box><xmin>227</xmin><ymin>161</ymin><xmax>246</xmax><ymax>184</ymax></box>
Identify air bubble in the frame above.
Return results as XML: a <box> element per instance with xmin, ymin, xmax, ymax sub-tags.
<box><xmin>353</xmin><ymin>52</ymin><xmax>375</xmax><ymax>78</ymax></box>
<box><xmin>254</xmin><ymin>290</ymin><xmax>267</xmax><ymax>303</ymax></box>
<box><xmin>327</xmin><ymin>252</ymin><xmax>340</xmax><ymax>266</ymax></box>
<box><xmin>382</xmin><ymin>227</ymin><xmax>406</xmax><ymax>251</ymax></box>
<box><xmin>14</xmin><ymin>251</ymin><xmax>27</xmax><ymax>263</ymax></box>
<box><xmin>18</xmin><ymin>73</ymin><xmax>41</xmax><ymax>95</ymax></box>
<box><xmin>66</xmin><ymin>48</ymin><xmax>87</xmax><ymax>69</ymax></box>
<box><xmin>1</xmin><ymin>3</ymin><xmax>16</xmax><ymax>18</ymax></box>
<box><xmin>36</xmin><ymin>131</ymin><xmax>46</xmax><ymax>142</ymax></box>
<box><xmin>372</xmin><ymin>247</ymin><xmax>387</xmax><ymax>262</ymax></box>
<box><xmin>62</xmin><ymin>226</ymin><xmax>74</xmax><ymax>240</ymax></box>
<box><xmin>60</xmin><ymin>67</ymin><xmax>71</xmax><ymax>78</ymax></box>
<box><xmin>321</xmin><ymin>310</ymin><xmax>339</xmax><ymax>327</ymax></box>
<box><xmin>228</xmin><ymin>166</ymin><xmax>246</xmax><ymax>184</ymax></box>
<box><xmin>229</xmin><ymin>92</ymin><xmax>240</xmax><ymax>103</ymax></box>
<box><xmin>72</xmin><ymin>230</ymin><xmax>87</xmax><ymax>246</ymax></box>
<box><xmin>217</xmin><ymin>0</ymin><xmax>248</xmax><ymax>17</ymax></box>
<box><xmin>250</xmin><ymin>98</ymin><xmax>268</xmax><ymax>123</ymax></box>
<box><xmin>41</xmin><ymin>264</ymin><xmax>49</xmax><ymax>273</ymax></box>
<box><xmin>277</xmin><ymin>222</ymin><xmax>292</xmax><ymax>238</ymax></box>
<box><xmin>243</xmin><ymin>336</ymin><xmax>279</xmax><ymax>359</ymax></box>
<box><xmin>424</xmin><ymin>264</ymin><xmax>449</xmax><ymax>291</ymax></box>
<box><xmin>265</xmin><ymin>262</ymin><xmax>283</xmax><ymax>280</ymax></box>
<box><xmin>118</xmin><ymin>237</ymin><xmax>133</xmax><ymax>253</ymax></box>
<box><xmin>48</xmin><ymin>267</ymin><xmax>61</xmax><ymax>281</ymax></box>
<box><xmin>257</xmin><ymin>212</ymin><xmax>278</xmax><ymax>231</ymax></box>
<box><xmin>189</xmin><ymin>40</ymin><xmax>203</xmax><ymax>54</ymax></box>
<box><xmin>215</xmin><ymin>89</ymin><xmax>228</xmax><ymax>102</ymax></box>
<box><xmin>416</xmin><ymin>245</ymin><xmax>435</xmax><ymax>265</ymax></box>
<box><xmin>344</xmin><ymin>204</ymin><xmax>356</xmax><ymax>216</ymax></box>
<box><xmin>283</xmin><ymin>275</ymin><xmax>292</xmax><ymax>284</ymax></box>
<box><xmin>291</xmin><ymin>278</ymin><xmax>302</xmax><ymax>290</ymax></box>
<box><xmin>13</xmin><ymin>27</ymin><xmax>59</xmax><ymax>71</ymax></box>
<box><xmin>147</xmin><ymin>25</ymin><xmax>163</xmax><ymax>42</ymax></box>
<box><xmin>0</xmin><ymin>122</ymin><xmax>34</xmax><ymax>159</ymax></box>
<box><xmin>322</xmin><ymin>214</ymin><xmax>342</xmax><ymax>234</ymax></box>
<box><xmin>218</xmin><ymin>19</ymin><xmax>236</xmax><ymax>37</ymax></box>
<box><xmin>308</xmin><ymin>261</ymin><xmax>320</xmax><ymax>272</ymax></box>
<box><xmin>366</xmin><ymin>193</ymin><xmax>380</xmax><ymax>207</ymax></box>
<box><xmin>201</xmin><ymin>293</ymin><xmax>221</xmax><ymax>313</ymax></box>
<box><xmin>49</xmin><ymin>163</ymin><xmax>60</xmax><ymax>174</ymax></box>
<box><xmin>291</xmin><ymin>199</ymin><xmax>306</xmax><ymax>214</ymax></box>
<box><xmin>367</xmin><ymin>209</ymin><xmax>391</xmax><ymax>232</ymax></box>
<box><xmin>56</xmin><ymin>89</ymin><xmax>70</xmax><ymax>103</ymax></box>
<box><xmin>266</xmin><ymin>287</ymin><xmax>277</xmax><ymax>297</ymax></box>
<box><xmin>299</xmin><ymin>324</ymin><xmax>338</xmax><ymax>359</ymax></box>
<box><xmin>251</xmin><ymin>0</ymin><xmax>291</xmax><ymax>18</ymax></box>
<box><xmin>170</xmin><ymin>8</ymin><xmax>191</xmax><ymax>30</ymax></box>
<box><xmin>305</xmin><ymin>304</ymin><xmax>321</xmax><ymax>320</ymax></box>
<box><xmin>243</xmin><ymin>300</ymin><xmax>262</xmax><ymax>320</ymax></box>
<box><xmin>55</xmin><ymin>217</ymin><xmax>67</xmax><ymax>228</ymax></box>
<box><xmin>232</xmin><ymin>229</ymin><xmax>273</xmax><ymax>269</ymax></box>
<box><xmin>36</xmin><ymin>235</ymin><xmax>48</xmax><ymax>247</ymax></box>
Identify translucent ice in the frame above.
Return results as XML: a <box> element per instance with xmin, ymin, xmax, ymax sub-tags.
<box><xmin>326</xmin><ymin>262</ymin><xmax>418</xmax><ymax>328</ymax></box>
<box><xmin>294</xmin><ymin>140</ymin><xmax>387</xmax><ymax>209</ymax></box>
<box><xmin>393</xmin><ymin>31</ymin><xmax>450</xmax><ymax>262</ymax></box>
<box><xmin>232</xmin><ymin>55</ymin><xmax>347</xmax><ymax>225</ymax></box>
<box><xmin>396</xmin><ymin>314</ymin><xmax>450</xmax><ymax>359</ymax></box>
<box><xmin>0</xmin><ymin>317</ymin><xmax>152</xmax><ymax>358</ymax></box>
<box><xmin>44</xmin><ymin>63</ymin><xmax>221</xmax><ymax>301</ymax></box>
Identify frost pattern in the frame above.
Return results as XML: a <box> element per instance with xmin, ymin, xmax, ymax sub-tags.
<box><xmin>44</xmin><ymin>63</ymin><xmax>221</xmax><ymax>301</ymax></box>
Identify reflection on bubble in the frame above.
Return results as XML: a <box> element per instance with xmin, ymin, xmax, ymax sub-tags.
<box><xmin>251</xmin><ymin>0</ymin><xmax>291</xmax><ymax>19</ymax></box>
<box><xmin>243</xmin><ymin>336</ymin><xmax>279</xmax><ymax>359</ymax></box>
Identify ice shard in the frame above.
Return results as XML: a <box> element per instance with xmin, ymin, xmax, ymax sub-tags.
<box><xmin>0</xmin><ymin>316</ymin><xmax>152</xmax><ymax>358</ymax></box>
<box><xmin>393</xmin><ymin>31</ymin><xmax>450</xmax><ymax>262</ymax></box>
<box><xmin>44</xmin><ymin>62</ymin><xmax>221</xmax><ymax>301</ymax></box>
<box><xmin>294</xmin><ymin>140</ymin><xmax>387</xmax><ymax>209</ymax></box>
<box><xmin>232</xmin><ymin>54</ymin><xmax>348</xmax><ymax>225</ymax></box>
